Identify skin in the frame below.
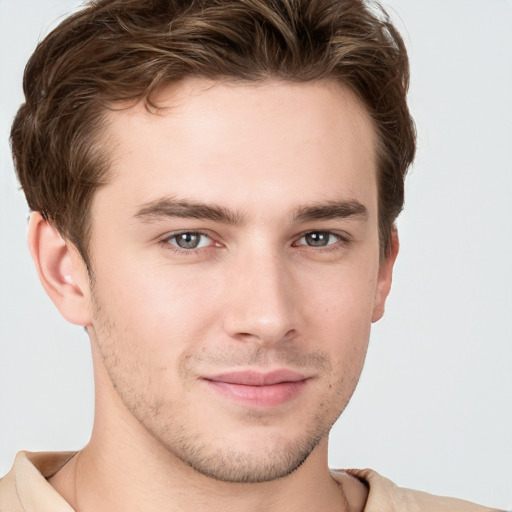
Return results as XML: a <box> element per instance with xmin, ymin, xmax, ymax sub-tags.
<box><xmin>30</xmin><ymin>79</ymin><xmax>398</xmax><ymax>512</ymax></box>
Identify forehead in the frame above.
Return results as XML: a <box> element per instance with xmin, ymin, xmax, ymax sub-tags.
<box><xmin>95</xmin><ymin>79</ymin><xmax>378</xmax><ymax>220</ymax></box>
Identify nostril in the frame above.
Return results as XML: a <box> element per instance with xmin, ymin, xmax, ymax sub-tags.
<box><xmin>283</xmin><ymin>329</ymin><xmax>297</xmax><ymax>340</ymax></box>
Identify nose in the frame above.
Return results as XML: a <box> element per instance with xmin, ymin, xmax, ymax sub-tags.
<box><xmin>222</xmin><ymin>250</ymin><xmax>299</xmax><ymax>347</ymax></box>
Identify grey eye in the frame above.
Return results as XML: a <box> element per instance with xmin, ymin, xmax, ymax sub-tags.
<box><xmin>303</xmin><ymin>231</ymin><xmax>335</xmax><ymax>247</ymax></box>
<box><xmin>172</xmin><ymin>232</ymin><xmax>207</xmax><ymax>249</ymax></box>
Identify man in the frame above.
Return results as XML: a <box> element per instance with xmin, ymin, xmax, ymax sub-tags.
<box><xmin>0</xmin><ymin>0</ymin><xmax>505</xmax><ymax>510</ymax></box>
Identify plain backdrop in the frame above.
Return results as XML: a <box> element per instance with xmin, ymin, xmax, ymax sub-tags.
<box><xmin>1</xmin><ymin>1</ymin><xmax>511</xmax><ymax>509</ymax></box>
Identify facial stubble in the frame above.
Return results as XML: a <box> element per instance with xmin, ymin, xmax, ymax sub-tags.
<box><xmin>89</xmin><ymin>286</ymin><xmax>362</xmax><ymax>484</ymax></box>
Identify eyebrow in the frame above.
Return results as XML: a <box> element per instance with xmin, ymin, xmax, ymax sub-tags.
<box><xmin>133</xmin><ymin>197</ymin><xmax>368</xmax><ymax>225</ymax></box>
<box><xmin>134</xmin><ymin>198</ymin><xmax>245</xmax><ymax>225</ymax></box>
<box><xmin>292</xmin><ymin>200</ymin><xmax>369</xmax><ymax>223</ymax></box>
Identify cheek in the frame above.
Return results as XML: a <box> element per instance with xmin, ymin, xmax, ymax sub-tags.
<box><xmin>91</xmin><ymin>256</ymin><xmax>222</xmax><ymax>352</ymax></box>
<box><xmin>307</xmin><ymin>263</ymin><xmax>377</xmax><ymax>365</ymax></box>
<box><xmin>88</xmin><ymin>260</ymin><xmax>219</xmax><ymax>410</ymax></box>
<box><xmin>310</xmin><ymin>260</ymin><xmax>378</xmax><ymax>326</ymax></box>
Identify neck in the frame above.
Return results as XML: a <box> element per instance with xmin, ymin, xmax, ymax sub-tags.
<box><xmin>51</xmin><ymin>433</ymin><xmax>353</xmax><ymax>512</ymax></box>
<box><xmin>49</xmin><ymin>425</ymin><xmax>368</xmax><ymax>512</ymax></box>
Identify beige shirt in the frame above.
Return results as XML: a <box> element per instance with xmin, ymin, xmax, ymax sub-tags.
<box><xmin>0</xmin><ymin>451</ymin><xmax>502</xmax><ymax>512</ymax></box>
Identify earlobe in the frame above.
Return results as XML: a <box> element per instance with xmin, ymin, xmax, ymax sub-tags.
<box><xmin>371</xmin><ymin>228</ymin><xmax>399</xmax><ymax>323</ymax></box>
<box><xmin>27</xmin><ymin>212</ymin><xmax>92</xmax><ymax>326</ymax></box>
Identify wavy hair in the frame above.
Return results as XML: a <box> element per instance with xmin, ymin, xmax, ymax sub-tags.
<box><xmin>11</xmin><ymin>0</ymin><xmax>415</xmax><ymax>265</ymax></box>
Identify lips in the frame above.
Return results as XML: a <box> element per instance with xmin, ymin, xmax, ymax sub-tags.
<box><xmin>202</xmin><ymin>370</ymin><xmax>309</xmax><ymax>408</ymax></box>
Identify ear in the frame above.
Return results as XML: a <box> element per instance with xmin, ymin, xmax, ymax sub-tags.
<box><xmin>27</xmin><ymin>212</ymin><xmax>92</xmax><ymax>326</ymax></box>
<box><xmin>371</xmin><ymin>228</ymin><xmax>399</xmax><ymax>323</ymax></box>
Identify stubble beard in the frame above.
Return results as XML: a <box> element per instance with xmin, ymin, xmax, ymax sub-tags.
<box><xmin>90</xmin><ymin>290</ymin><xmax>358</xmax><ymax>484</ymax></box>
<box><xmin>129</xmin><ymin>380</ymin><xmax>347</xmax><ymax>484</ymax></box>
<box><xmin>158</xmin><ymin>420</ymin><xmax>327</xmax><ymax>483</ymax></box>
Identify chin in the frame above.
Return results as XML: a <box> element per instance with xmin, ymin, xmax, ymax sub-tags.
<box><xmin>171</xmin><ymin>433</ymin><xmax>324</xmax><ymax>483</ymax></box>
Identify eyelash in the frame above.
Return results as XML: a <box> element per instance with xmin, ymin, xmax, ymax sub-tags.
<box><xmin>160</xmin><ymin>230</ymin><xmax>351</xmax><ymax>256</ymax></box>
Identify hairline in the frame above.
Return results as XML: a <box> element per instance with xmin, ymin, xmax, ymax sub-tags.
<box><xmin>66</xmin><ymin>76</ymin><xmax>393</xmax><ymax>272</ymax></box>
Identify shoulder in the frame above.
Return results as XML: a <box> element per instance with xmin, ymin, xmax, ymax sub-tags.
<box><xmin>0</xmin><ymin>451</ymin><xmax>76</xmax><ymax>512</ymax></box>
<box><xmin>332</xmin><ymin>468</ymin><xmax>503</xmax><ymax>512</ymax></box>
<box><xmin>0</xmin><ymin>461</ymin><xmax>23</xmax><ymax>512</ymax></box>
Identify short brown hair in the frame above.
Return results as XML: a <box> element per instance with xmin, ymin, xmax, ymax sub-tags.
<box><xmin>11</xmin><ymin>0</ymin><xmax>415</xmax><ymax>266</ymax></box>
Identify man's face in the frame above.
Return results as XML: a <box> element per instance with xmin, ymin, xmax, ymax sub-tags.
<box><xmin>84</xmin><ymin>79</ymin><xmax>393</xmax><ymax>482</ymax></box>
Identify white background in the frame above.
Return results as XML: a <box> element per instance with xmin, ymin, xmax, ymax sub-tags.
<box><xmin>1</xmin><ymin>1</ymin><xmax>511</xmax><ymax>509</ymax></box>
